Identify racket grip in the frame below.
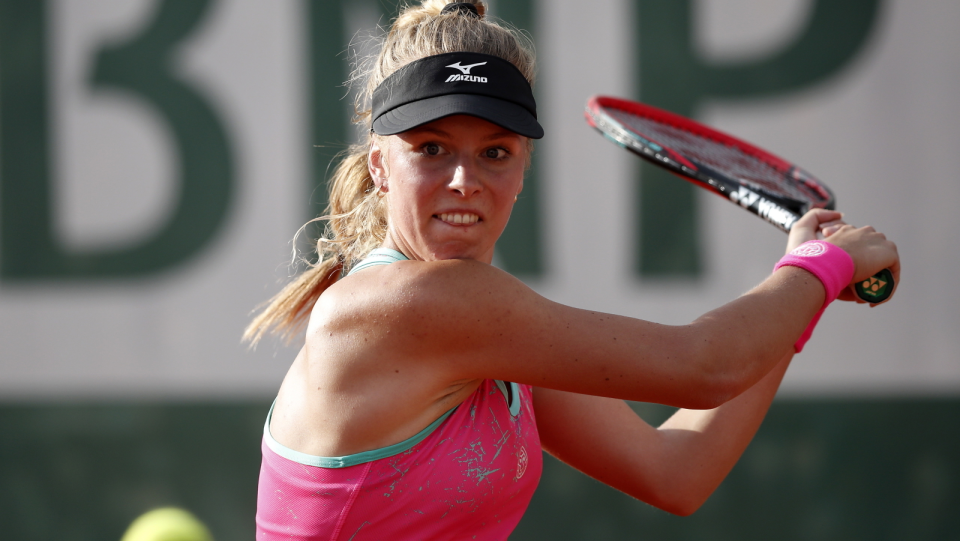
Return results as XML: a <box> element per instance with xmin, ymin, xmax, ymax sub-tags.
<box><xmin>853</xmin><ymin>268</ymin><xmax>894</xmax><ymax>303</ymax></box>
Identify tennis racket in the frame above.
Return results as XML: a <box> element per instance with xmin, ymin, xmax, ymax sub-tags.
<box><xmin>584</xmin><ymin>95</ymin><xmax>893</xmax><ymax>303</ymax></box>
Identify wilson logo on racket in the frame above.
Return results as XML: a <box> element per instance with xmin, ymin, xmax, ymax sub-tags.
<box><xmin>445</xmin><ymin>61</ymin><xmax>488</xmax><ymax>83</ymax></box>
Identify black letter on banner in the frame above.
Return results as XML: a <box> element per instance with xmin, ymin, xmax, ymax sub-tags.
<box><xmin>0</xmin><ymin>0</ymin><xmax>233</xmax><ymax>280</ymax></box>
<box><xmin>307</xmin><ymin>0</ymin><xmax>348</xmax><ymax>222</ymax></box>
<box><xmin>490</xmin><ymin>0</ymin><xmax>543</xmax><ymax>277</ymax></box>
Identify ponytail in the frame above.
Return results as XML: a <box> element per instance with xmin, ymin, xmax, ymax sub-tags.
<box><xmin>243</xmin><ymin>142</ymin><xmax>386</xmax><ymax>346</ymax></box>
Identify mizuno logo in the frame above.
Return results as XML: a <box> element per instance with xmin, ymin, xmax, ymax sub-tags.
<box><xmin>445</xmin><ymin>61</ymin><xmax>488</xmax><ymax>83</ymax></box>
<box><xmin>447</xmin><ymin>61</ymin><xmax>487</xmax><ymax>74</ymax></box>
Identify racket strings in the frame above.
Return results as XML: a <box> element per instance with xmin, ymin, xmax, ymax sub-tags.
<box><xmin>608</xmin><ymin>109</ymin><xmax>827</xmax><ymax>204</ymax></box>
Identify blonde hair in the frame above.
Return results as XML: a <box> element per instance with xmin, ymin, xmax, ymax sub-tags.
<box><xmin>244</xmin><ymin>0</ymin><xmax>537</xmax><ymax>346</ymax></box>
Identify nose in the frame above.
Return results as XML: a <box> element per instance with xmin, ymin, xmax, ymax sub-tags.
<box><xmin>448</xmin><ymin>162</ymin><xmax>483</xmax><ymax>197</ymax></box>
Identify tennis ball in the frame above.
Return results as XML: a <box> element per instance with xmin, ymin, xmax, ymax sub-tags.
<box><xmin>120</xmin><ymin>507</ymin><xmax>214</xmax><ymax>541</ymax></box>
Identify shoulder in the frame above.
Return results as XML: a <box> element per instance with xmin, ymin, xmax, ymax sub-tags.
<box><xmin>306</xmin><ymin>258</ymin><xmax>546</xmax><ymax>360</ymax></box>
<box><xmin>315</xmin><ymin>259</ymin><xmax>534</xmax><ymax>322</ymax></box>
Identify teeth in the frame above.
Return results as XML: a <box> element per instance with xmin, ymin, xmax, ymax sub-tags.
<box><xmin>439</xmin><ymin>213</ymin><xmax>479</xmax><ymax>225</ymax></box>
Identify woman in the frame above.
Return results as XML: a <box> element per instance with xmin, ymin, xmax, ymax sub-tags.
<box><xmin>248</xmin><ymin>1</ymin><xmax>900</xmax><ymax>539</ymax></box>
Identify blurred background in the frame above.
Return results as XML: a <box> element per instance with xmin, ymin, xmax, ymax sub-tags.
<box><xmin>1</xmin><ymin>0</ymin><xmax>957</xmax><ymax>539</ymax></box>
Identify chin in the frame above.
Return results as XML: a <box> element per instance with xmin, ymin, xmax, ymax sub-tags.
<box><xmin>429</xmin><ymin>244</ymin><xmax>493</xmax><ymax>263</ymax></box>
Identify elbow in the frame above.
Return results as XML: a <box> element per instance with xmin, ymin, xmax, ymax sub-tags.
<box><xmin>650</xmin><ymin>479</ymin><xmax>716</xmax><ymax>517</ymax></box>
<box><xmin>634</xmin><ymin>463</ymin><xmax>713</xmax><ymax>517</ymax></box>
<box><xmin>648</xmin><ymin>487</ymin><xmax>711</xmax><ymax>517</ymax></box>
<box><xmin>665</xmin><ymin>505</ymin><xmax>699</xmax><ymax>518</ymax></box>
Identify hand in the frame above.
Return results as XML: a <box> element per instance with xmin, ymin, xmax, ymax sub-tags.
<box><xmin>819</xmin><ymin>216</ymin><xmax>900</xmax><ymax>305</ymax></box>
<box><xmin>786</xmin><ymin>209</ymin><xmax>900</xmax><ymax>305</ymax></box>
<box><xmin>785</xmin><ymin>209</ymin><xmax>846</xmax><ymax>254</ymax></box>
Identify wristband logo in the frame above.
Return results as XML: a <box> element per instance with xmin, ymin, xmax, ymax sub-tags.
<box><xmin>445</xmin><ymin>61</ymin><xmax>488</xmax><ymax>83</ymax></box>
<box><xmin>790</xmin><ymin>241</ymin><xmax>826</xmax><ymax>257</ymax></box>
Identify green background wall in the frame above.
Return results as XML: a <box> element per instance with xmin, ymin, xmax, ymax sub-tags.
<box><xmin>2</xmin><ymin>400</ymin><xmax>957</xmax><ymax>540</ymax></box>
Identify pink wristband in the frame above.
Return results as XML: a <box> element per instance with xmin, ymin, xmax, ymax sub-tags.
<box><xmin>773</xmin><ymin>240</ymin><xmax>855</xmax><ymax>352</ymax></box>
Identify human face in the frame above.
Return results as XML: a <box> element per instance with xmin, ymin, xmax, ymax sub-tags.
<box><xmin>368</xmin><ymin>115</ymin><xmax>527</xmax><ymax>263</ymax></box>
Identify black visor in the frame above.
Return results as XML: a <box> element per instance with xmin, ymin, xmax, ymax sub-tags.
<box><xmin>371</xmin><ymin>52</ymin><xmax>543</xmax><ymax>139</ymax></box>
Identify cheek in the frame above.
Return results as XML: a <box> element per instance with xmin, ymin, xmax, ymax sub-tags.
<box><xmin>495</xmin><ymin>166</ymin><xmax>526</xmax><ymax>200</ymax></box>
<box><xmin>386</xmin><ymin>174</ymin><xmax>435</xmax><ymax>227</ymax></box>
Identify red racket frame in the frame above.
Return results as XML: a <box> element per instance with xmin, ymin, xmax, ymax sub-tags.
<box><xmin>585</xmin><ymin>95</ymin><xmax>835</xmax><ymax>233</ymax></box>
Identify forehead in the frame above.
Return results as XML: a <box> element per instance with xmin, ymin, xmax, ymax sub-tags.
<box><xmin>396</xmin><ymin>115</ymin><xmax>525</xmax><ymax>143</ymax></box>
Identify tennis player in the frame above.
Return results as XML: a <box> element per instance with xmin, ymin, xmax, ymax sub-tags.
<box><xmin>249</xmin><ymin>1</ymin><xmax>900</xmax><ymax>539</ymax></box>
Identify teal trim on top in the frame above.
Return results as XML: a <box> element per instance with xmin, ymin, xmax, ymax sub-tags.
<box><xmin>508</xmin><ymin>381</ymin><xmax>520</xmax><ymax>416</ymax></box>
<box><xmin>263</xmin><ymin>400</ymin><xmax>457</xmax><ymax>469</ymax></box>
<box><xmin>348</xmin><ymin>247</ymin><xmax>408</xmax><ymax>276</ymax></box>
<box><xmin>266</xmin><ymin>249</ymin><xmax>521</xmax><ymax>468</ymax></box>
<box><xmin>495</xmin><ymin>380</ymin><xmax>521</xmax><ymax>417</ymax></box>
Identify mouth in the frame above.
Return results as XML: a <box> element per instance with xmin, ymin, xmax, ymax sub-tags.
<box><xmin>435</xmin><ymin>212</ymin><xmax>480</xmax><ymax>225</ymax></box>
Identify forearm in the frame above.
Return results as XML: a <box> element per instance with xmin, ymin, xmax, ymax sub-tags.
<box><xmin>651</xmin><ymin>353</ymin><xmax>793</xmax><ymax>514</ymax></box>
<box><xmin>534</xmin><ymin>356</ymin><xmax>792</xmax><ymax>516</ymax></box>
<box><xmin>687</xmin><ymin>266</ymin><xmax>820</xmax><ymax>403</ymax></box>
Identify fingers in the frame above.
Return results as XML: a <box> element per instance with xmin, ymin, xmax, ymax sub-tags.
<box><xmin>820</xmin><ymin>219</ymin><xmax>847</xmax><ymax>238</ymax></box>
<box><xmin>788</xmin><ymin>212</ymin><xmax>900</xmax><ymax>307</ymax></box>
<box><xmin>786</xmin><ymin>209</ymin><xmax>844</xmax><ymax>253</ymax></box>
<box><xmin>877</xmin><ymin>239</ymin><xmax>901</xmax><ymax>307</ymax></box>
<box><xmin>829</xmin><ymin>226</ymin><xmax>900</xmax><ymax>306</ymax></box>
<box><xmin>795</xmin><ymin>208</ymin><xmax>843</xmax><ymax>230</ymax></box>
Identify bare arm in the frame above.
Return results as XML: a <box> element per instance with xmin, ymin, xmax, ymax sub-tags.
<box><xmin>533</xmin><ymin>353</ymin><xmax>793</xmax><ymax>516</ymax></box>
<box><xmin>315</xmin><ymin>208</ymin><xmax>896</xmax><ymax>408</ymax></box>
<box><xmin>288</xmin><ymin>209</ymin><xmax>897</xmax><ymax>455</ymax></box>
<box><xmin>317</xmin><ymin>256</ymin><xmax>814</xmax><ymax>408</ymax></box>
<box><xmin>315</xmin><ymin>215</ymin><xmax>895</xmax><ymax>409</ymax></box>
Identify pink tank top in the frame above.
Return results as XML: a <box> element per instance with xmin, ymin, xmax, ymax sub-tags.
<box><xmin>256</xmin><ymin>379</ymin><xmax>542</xmax><ymax>540</ymax></box>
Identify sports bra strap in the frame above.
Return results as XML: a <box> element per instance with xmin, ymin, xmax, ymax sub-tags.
<box><xmin>348</xmin><ymin>248</ymin><xmax>409</xmax><ymax>276</ymax></box>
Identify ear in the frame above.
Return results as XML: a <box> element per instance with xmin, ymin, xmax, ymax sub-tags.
<box><xmin>368</xmin><ymin>138</ymin><xmax>388</xmax><ymax>192</ymax></box>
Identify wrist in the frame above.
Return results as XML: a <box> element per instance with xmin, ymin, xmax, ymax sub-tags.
<box><xmin>774</xmin><ymin>240</ymin><xmax>854</xmax><ymax>307</ymax></box>
<box><xmin>773</xmin><ymin>240</ymin><xmax>855</xmax><ymax>352</ymax></box>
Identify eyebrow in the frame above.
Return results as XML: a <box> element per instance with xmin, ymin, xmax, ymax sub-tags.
<box><xmin>411</xmin><ymin>126</ymin><xmax>452</xmax><ymax>138</ymax></box>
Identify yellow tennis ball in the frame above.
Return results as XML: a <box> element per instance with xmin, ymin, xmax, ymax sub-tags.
<box><xmin>120</xmin><ymin>507</ymin><xmax>214</xmax><ymax>541</ymax></box>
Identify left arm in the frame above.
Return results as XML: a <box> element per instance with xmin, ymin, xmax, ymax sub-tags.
<box><xmin>532</xmin><ymin>353</ymin><xmax>792</xmax><ymax>516</ymax></box>
<box><xmin>532</xmin><ymin>211</ymin><xmax>871</xmax><ymax>514</ymax></box>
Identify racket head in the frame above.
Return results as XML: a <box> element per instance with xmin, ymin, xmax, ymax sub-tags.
<box><xmin>585</xmin><ymin>95</ymin><xmax>836</xmax><ymax>232</ymax></box>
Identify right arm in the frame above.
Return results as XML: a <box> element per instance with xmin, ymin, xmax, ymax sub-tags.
<box><xmin>318</xmin><ymin>214</ymin><xmax>897</xmax><ymax>408</ymax></box>
<box><xmin>363</xmin><ymin>260</ymin><xmax>810</xmax><ymax>408</ymax></box>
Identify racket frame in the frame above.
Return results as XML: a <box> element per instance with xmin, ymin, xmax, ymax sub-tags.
<box><xmin>585</xmin><ymin>95</ymin><xmax>894</xmax><ymax>304</ymax></box>
<box><xmin>584</xmin><ymin>95</ymin><xmax>836</xmax><ymax>233</ymax></box>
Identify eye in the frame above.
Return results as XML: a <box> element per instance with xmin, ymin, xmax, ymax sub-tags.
<box><xmin>424</xmin><ymin>143</ymin><xmax>441</xmax><ymax>156</ymax></box>
<box><xmin>484</xmin><ymin>147</ymin><xmax>508</xmax><ymax>159</ymax></box>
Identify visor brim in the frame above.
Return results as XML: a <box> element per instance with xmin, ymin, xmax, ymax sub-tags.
<box><xmin>372</xmin><ymin>94</ymin><xmax>544</xmax><ymax>139</ymax></box>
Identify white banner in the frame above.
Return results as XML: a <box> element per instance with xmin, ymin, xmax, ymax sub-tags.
<box><xmin>1</xmin><ymin>0</ymin><xmax>956</xmax><ymax>399</ymax></box>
